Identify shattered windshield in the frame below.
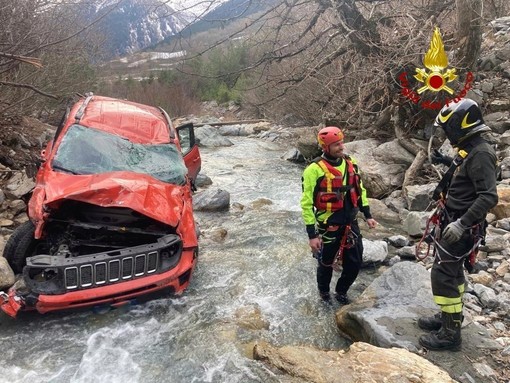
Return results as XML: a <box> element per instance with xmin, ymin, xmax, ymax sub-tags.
<box><xmin>52</xmin><ymin>124</ymin><xmax>187</xmax><ymax>185</ymax></box>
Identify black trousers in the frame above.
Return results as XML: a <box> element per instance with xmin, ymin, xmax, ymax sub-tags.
<box><xmin>316</xmin><ymin>221</ymin><xmax>363</xmax><ymax>295</ymax></box>
<box><xmin>431</xmin><ymin>210</ymin><xmax>474</xmax><ymax>314</ymax></box>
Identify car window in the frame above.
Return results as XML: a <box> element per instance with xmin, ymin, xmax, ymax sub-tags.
<box><xmin>52</xmin><ymin>124</ymin><xmax>187</xmax><ymax>185</ymax></box>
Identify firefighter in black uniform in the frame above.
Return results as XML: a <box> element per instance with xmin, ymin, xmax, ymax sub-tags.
<box><xmin>418</xmin><ymin>98</ymin><xmax>498</xmax><ymax>351</ymax></box>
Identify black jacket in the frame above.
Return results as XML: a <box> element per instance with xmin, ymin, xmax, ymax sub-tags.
<box><xmin>446</xmin><ymin>137</ymin><xmax>498</xmax><ymax>226</ymax></box>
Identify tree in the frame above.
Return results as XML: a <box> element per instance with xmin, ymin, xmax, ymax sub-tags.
<box><xmin>171</xmin><ymin>0</ymin><xmax>504</xmax><ymax>135</ymax></box>
<box><xmin>0</xmin><ymin>0</ymin><xmax>118</xmax><ymax>117</ymax></box>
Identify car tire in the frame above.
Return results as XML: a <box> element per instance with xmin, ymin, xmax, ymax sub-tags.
<box><xmin>3</xmin><ymin>221</ymin><xmax>38</xmax><ymax>274</ymax></box>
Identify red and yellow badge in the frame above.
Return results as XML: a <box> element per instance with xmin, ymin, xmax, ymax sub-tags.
<box><xmin>414</xmin><ymin>27</ymin><xmax>457</xmax><ymax>94</ymax></box>
<box><xmin>399</xmin><ymin>27</ymin><xmax>473</xmax><ymax>110</ymax></box>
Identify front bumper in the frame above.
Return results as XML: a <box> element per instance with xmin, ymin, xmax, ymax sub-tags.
<box><xmin>24</xmin><ymin>234</ymin><xmax>183</xmax><ymax>295</ymax></box>
<box><xmin>0</xmin><ymin>235</ymin><xmax>198</xmax><ymax>317</ymax></box>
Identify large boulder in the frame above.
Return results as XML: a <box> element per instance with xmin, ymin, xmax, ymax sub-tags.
<box><xmin>194</xmin><ymin>125</ymin><xmax>234</xmax><ymax>147</ymax></box>
<box><xmin>344</xmin><ymin>139</ymin><xmax>408</xmax><ymax>198</ymax></box>
<box><xmin>335</xmin><ymin>262</ymin><xmax>502</xmax><ymax>382</ymax></box>
<box><xmin>335</xmin><ymin>262</ymin><xmax>436</xmax><ymax>351</ymax></box>
<box><xmin>253</xmin><ymin>340</ymin><xmax>456</xmax><ymax>383</ymax></box>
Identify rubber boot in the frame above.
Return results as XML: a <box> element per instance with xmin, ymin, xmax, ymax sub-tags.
<box><xmin>417</xmin><ymin>312</ymin><xmax>442</xmax><ymax>331</ymax></box>
<box><xmin>419</xmin><ymin>312</ymin><xmax>462</xmax><ymax>351</ymax></box>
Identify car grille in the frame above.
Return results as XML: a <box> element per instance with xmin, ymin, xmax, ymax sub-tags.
<box><xmin>63</xmin><ymin>251</ymin><xmax>159</xmax><ymax>290</ymax></box>
<box><xmin>24</xmin><ymin>234</ymin><xmax>183</xmax><ymax>295</ymax></box>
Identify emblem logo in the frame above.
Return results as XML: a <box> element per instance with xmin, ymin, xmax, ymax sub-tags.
<box><xmin>398</xmin><ymin>27</ymin><xmax>474</xmax><ymax>110</ymax></box>
<box><xmin>414</xmin><ymin>28</ymin><xmax>457</xmax><ymax>94</ymax></box>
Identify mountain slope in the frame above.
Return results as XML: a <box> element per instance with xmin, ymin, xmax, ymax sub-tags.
<box><xmin>81</xmin><ymin>0</ymin><xmax>194</xmax><ymax>56</ymax></box>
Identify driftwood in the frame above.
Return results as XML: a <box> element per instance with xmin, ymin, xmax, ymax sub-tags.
<box><xmin>192</xmin><ymin>119</ymin><xmax>268</xmax><ymax>128</ymax></box>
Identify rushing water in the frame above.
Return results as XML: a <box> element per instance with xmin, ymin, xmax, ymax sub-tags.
<box><xmin>0</xmin><ymin>137</ymin><xmax>355</xmax><ymax>383</ymax></box>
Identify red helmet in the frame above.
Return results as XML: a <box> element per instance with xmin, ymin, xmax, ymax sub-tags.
<box><xmin>317</xmin><ymin>126</ymin><xmax>344</xmax><ymax>152</ymax></box>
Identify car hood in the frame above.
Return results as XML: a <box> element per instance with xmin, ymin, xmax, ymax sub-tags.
<box><xmin>34</xmin><ymin>171</ymin><xmax>187</xmax><ymax>227</ymax></box>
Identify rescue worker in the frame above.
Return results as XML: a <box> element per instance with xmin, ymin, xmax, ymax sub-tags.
<box><xmin>301</xmin><ymin>126</ymin><xmax>377</xmax><ymax>304</ymax></box>
<box><xmin>418</xmin><ymin>98</ymin><xmax>498</xmax><ymax>351</ymax></box>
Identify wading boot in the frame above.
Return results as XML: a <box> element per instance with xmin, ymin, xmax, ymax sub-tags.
<box><xmin>419</xmin><ymin>312</ymin><xmax>462</xmax><ymax>351</ymax></box>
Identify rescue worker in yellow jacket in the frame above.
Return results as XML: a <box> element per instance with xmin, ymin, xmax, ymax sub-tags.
<box><xmin>301</xmin><ymin>126</ymin><xmax>377</xmax><ymax>304</ymax></box>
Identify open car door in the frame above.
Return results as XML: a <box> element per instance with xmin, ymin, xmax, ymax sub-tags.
<box><xmin>177</xmin><ymin>123</ymin><xmax>201</xmax><ymax>184</ymax></box>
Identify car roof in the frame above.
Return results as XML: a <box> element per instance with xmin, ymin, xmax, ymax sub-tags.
<box><xmin>70</xmin><ymin>95</ymin><xmax>173</xmax><ymax>144</ymax></box>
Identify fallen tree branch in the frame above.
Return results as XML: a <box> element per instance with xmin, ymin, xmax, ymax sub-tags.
<box><xmin>402</xmin><ymin>150</ymin><xmax>428</xmax><ymax>208</ymax></box>
<box><xmin>0</xmin><ymin>52</ymin><xmax>42</xmax><ymax>68</ymax></box>
<box><xmin>191</xmin><ymin>119</ymin><xmax>268</xmax><ymax>127</ymax></box>
<box><xmin>0</xmin><ymin>80</ymin><xmax>58</xmax><ymax>99</ymax></box>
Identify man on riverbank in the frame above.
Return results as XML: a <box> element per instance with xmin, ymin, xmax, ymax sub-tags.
<box><xmin>418</xmin><ymin>98</ymin><xmax>498</xmax><ymax>351</ymax></box>
<box><xmin>301</xmin><ymin>126</ymin><xmax>377</xmax><ymax>304</ymax></box>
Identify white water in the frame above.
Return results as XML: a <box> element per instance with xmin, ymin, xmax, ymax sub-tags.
<box><xmin>0</xmin><ymin>137</ymin><xmax>352</xmax><ymax>383</ymax></box>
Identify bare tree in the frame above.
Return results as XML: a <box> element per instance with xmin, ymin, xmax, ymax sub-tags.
<box><xmin>171</xmin><ymin>0</ymin><xmax>498</xmax><ymax>138</ymax></box>
<box><xmin>0</xmin><ymin>0</ymin><xmax>118</xmax><ymax>117</ymax></box>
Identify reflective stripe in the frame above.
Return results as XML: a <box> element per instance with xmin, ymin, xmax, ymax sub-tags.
<box><xmin>458</xmin><ymin>283</ymin><xmax>465</xmax><ymax>294</ymax></box>
<box><xmin>433</xmin><ymin>295</ymin><xmax>462</xmax><ymax>306</ymax></box>
<box><xmin>440</xmin><ymin>303</ymin><xmax>463</xmax><ymax>314</ymax></box>
<box><xmin>317</xmin><ymin>161</ymin><xmax>335</xmax><ymax>212</ymax></box>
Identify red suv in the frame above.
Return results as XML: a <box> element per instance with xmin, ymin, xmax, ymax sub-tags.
<box><xmin>1</xmin><ymin>94</ymin><xmax>201</xmax><ymax>317</ymax></box>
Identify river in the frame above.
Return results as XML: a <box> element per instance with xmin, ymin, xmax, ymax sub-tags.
<box><xmin>0</xmin><ymin>137</ymin><xmax>367</xmax><ymax>383</ymax></box>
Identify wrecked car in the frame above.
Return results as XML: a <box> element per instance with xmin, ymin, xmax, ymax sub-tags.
<box><xmin>1</xmin><ymin>94</ymin><xmax>201</xmax><ymax>317</ymax></box>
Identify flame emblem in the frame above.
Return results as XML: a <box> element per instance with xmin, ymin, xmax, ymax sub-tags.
<box><xmin>414</xmin><ymin>27</ymin><xmax>457</xmax><ymax>94</ymax></box>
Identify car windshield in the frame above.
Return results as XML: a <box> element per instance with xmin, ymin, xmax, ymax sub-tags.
<box><xmin>51</xmin><ymin>124</ymin><xmax>187</xmax><ymax>185</ymax></box>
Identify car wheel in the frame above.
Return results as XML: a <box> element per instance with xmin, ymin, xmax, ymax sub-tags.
<box><xmin>3</xmin><ymin>221</ymin><xmax>38</xmax><ymax>274</ymax></box>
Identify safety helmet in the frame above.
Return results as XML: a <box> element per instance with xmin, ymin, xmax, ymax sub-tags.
<box><xmin>434</xmin><ymin>98</ymin><xmax>490</xmax><ymax>146</ymax></box>
<box><xmin>317</xmin><ymin>126</ymin><xmax>344</xmax><ymax>152</ymax></box>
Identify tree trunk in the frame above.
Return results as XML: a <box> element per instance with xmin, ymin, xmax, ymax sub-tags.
<box><xmin>455</xmin><ymin>0</ymin><xmax>483</xmax><ymax>70</ymax></box>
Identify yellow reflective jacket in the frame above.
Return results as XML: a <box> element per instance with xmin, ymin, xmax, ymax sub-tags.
<box><xmin>301</xmin><ymin>156</ymin><xmax>370</xmax><ymax>226</ymax></box>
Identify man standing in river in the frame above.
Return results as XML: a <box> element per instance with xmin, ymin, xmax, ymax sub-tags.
<box><xmin>301</xmin><ymin>126</ymin><xmax>377</xmax><ymax>304</ymax></box>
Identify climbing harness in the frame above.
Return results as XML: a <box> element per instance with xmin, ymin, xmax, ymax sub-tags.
<box><xmin>315</xmin><ymin>225</ymin><xmax>357</xmax><ymax>271</ymax></box>
<box><xmin>415</xmin><ymin>199</ymin><xmax>485</xmax><ymax>267</ymax></box>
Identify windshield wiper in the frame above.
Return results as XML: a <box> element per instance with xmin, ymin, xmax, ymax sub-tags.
<box><xmin>52</xmin><ymin>164</ymin><xmax>80</xmax><ymax>175</ymax></box>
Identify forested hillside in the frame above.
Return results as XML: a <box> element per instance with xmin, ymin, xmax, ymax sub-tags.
<box><xmin>1</xmin><ymin>0</ymin><xmax>509</xmax><ymax>133</ymax></box>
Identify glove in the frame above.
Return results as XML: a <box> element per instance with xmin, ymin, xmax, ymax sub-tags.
<box><xmin>442</xmin><ymin>219</ymin><xmax>467</xmax><ymax>244</ymax></box>
<box><xmin>430</xmin><ymin>149</ymin><xmax>453</xmax><ymax>166</ymax></box>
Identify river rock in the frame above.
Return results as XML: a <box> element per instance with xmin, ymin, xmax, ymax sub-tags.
<box><xmin>218</xmin><ymin>124</ymin><xmax>242</xmax><ymax>136</ymax></box>
<box><xmin>387</xmin><ymin>235</ymin><xmax>409</xmax><ymax>247</ymax></box>
<box><xmin>366</xmin><ymin>198</ymin><xmax>400</xmax><ymax>223</ymax></box>
<box><xmin>344</xmin><ymin>139</ymin><xmax>407</xmax><ymax>198</ymax></box>
<box><xmin>468</xmin><ymin>271</ymin><xmax>494</xmax><ymax>286</ymax></box>
<box><xmin>362</xmin><ymin>239</ymin><xmax>388</xmax><ymax>266</ymax></box>
<box><xmin>395</xmin><ymin>245</ymin><xmax>416</xmax><ymax>260</ymax></box>
<box><xmin>372</xmin><ymin>139</ymin><xmax>416</xmax><ymax>165</ymax></box>
<box><xmin>193</xmin><ymin>188</ymin><xmax>230</xmax><ymax>211</ymax></box>
<box><xmin>195</xmin><ymin>173</ymin><xmax>213</xmax><ymax>188</ymax></box>
<box><xmin>0</xmin><ymin>257</ymin><xmax>15</xmax><ymax>291</ymax></box>
<box><xmin>194</xmin><ymin>125</ymin><xmax>234</xmax><ymax>147</ymax></box>
<box><xmin>403</xmin><ymin>211</ymin><xmax>430</xmax><ymax>237</ymax></box>
<box><xmin>4</xmin><ymin>171</ymin><xmax>35</xmax><ymax>200</ymax></box>
<box><xmin>473</xmin><ymin>284</ymin><xmax>499</xmax><ymax>309</ymax></box>
<box><xmin>491</xmin><ymin>185</ymin><xmax>510</xmax><ymax>219</ymax></box>
<box><xmin>404</xmin><ymin>184</ymin><xmax>436</xmax><ymax>211</ymax></box>
<box><xmin>253</xmin><ymin>340</ymin><xmax>456</xmax><ymax>383</ymax></box>
<box><xmin>282</xmin><ymin>148</ymin><xmax>304</xmax><ymax>163</ymax></box>
<box><xmin>335</xmin><ymin>262</ymin><xmax>436</xmax><ymax>351</ymax></box>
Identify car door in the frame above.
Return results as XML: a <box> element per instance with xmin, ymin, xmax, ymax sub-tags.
<box><xmin>176</xmin><ymin>123</ymin><xmax>201</xmax><ymax>183</ymax></box>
